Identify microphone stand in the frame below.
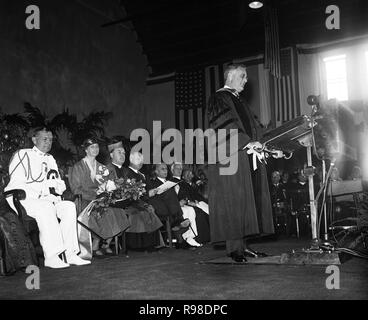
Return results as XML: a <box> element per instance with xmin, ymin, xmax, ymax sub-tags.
<box><xmin>319</xmin><ymin>160</ymin><xmax>335</xmax><ymax>249</ymax></box>
<box><xmin>278</xmin><ymin>98</ymin><xmax>341</xmax><ymax>264</ymax></box>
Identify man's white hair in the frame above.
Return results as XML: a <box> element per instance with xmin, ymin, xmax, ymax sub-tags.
<box><xmin>224</xmin><ymin>63</ymin><xmax>246</xmax><ymax>82</ymax></box>
<box><xmin>129</xmin><ymin>152</ymin><xmax>144</xmax><ymax>166</ymax></box>
<box><xmin>170</xmin><ymin>161</ymin><xmax>183</xmax><ymax>171</ymax></box>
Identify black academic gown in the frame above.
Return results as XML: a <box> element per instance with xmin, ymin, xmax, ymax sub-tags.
<box><xmin>107</xmin><ymin>164</ymin><xmax>163</xmax><ymax>249</ymax></box>
<box><xmin>207</xmin><ymin>89</ymin><xmax>274</xmax><ymax>243</ymax></box>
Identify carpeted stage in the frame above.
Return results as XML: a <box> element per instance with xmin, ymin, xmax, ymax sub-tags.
<box><xmin>1</xmin><ymin>237</ymin><xmax>367</xmax><ymax>300</ymax></box>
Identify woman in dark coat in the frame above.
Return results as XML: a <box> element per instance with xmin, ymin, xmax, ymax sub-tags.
<box><xmin>207</xmin><ymin>64</ymin><xmax>275</xmax><ymax>262</ymax></box>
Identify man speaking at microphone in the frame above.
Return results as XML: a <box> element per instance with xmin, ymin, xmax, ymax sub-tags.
<box><xmin>207</xmin><ymin>64</ymin><xmax>281</xmax><ymax>262</ymax></box>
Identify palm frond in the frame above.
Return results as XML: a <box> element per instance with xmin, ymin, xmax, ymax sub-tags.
<box><xmin>82</xmin><ymin>111</ymin><xmax>112</xmax><ymax>128</ymax></box>
<box><xmin>21</xmin><ymin>102</ymin><xmax>47</xmax><ymax>127</ymax></box>
<box><xmin>50</xmin><ymin>108</ymin><xmax>78</xmax><ymax>131</ymax></box>
<box><xmin>2</xmin><ymin>113</ymin><xmax>30</xmax><ymax>128</ymax></box>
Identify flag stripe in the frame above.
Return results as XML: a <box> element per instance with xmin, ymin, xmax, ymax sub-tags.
<box><xmin>189</xmin><ymin>108</ymin><xmax>194</xmax><ymax>129</ymax></box>
<box><xmin>197</xmin><ymin>107</ymin><xmax>203</xmax><ymax>131</ymax></box>
<box><xmin>264</xmin><ymin>6</ymin><xmax>281</xmax><ymax>78</ymax></box>
<box><xmin>192</xmin><ymin>106</ymin><xmax>198</xmax><ymax>130</ymax></box>
<box><xmin>271</xmin><ymin>47</ymin><xmax>301</xmax><ymax>127</ymax></box>
<box><xmin>180</xmin><ymin>109</ymin><xmax>185</xmax><ymax>135</ymax></box>
<box><xmin>184</xmin><ymin>109</ymin><xmax>189</xmax><ymax>131</ymax></box>
<box><xmin>175</xmin><ymin>108</ymin><xmax>180</xmax><ymax>131</ymax></box>
<box><xmin>282</xmin><ymin>77</ymin><xmax>287</xmax><ymax>122</ymax></box>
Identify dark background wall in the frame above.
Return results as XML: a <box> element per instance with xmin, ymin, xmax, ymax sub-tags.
<box><xmin>0</xmin><ymin>0</ymin><xmax>148</xmax><ymax>137</ymax></box>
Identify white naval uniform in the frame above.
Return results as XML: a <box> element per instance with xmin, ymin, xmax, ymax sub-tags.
<box><xmin>5</xmin><ymin>146</ymin><xmax>80</xmax><ymax>259</ymax></box>
<box><xmin>171</xmin><ymin>176</ymin><xmax>198</xmax><ymax>240</ymax></box>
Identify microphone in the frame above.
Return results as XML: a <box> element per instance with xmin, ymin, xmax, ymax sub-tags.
<box><xmin>307</xmin><ymin>95</ymin><xmax>320</xmax><ymax>106</ymax></box>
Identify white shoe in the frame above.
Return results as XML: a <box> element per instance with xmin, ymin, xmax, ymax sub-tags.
<box><xmin>44</xmin><ymin>256</ymin><xmax>70</xmax><ymax>269</ymax></box>
<box><xmin>66</xmin><ymin>254</ymin><xmax>91</xmax><ymax>266</ymax></box>
<box><xmin>185</xmin><ymin>238</ymin><xmax>202</xmax><ymax>247</ymax></box>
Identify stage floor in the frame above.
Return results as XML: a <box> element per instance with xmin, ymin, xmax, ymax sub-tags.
<box><xmin>1</xmin><ymin>237</ymin><xmax>367</xmax><ymax>300</ymax></box>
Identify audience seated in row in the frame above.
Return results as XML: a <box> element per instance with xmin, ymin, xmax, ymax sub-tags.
<box><xmin>145</xmin><ymin>163</ymin><xmax>199</xmax><ymax>248</ymax></box>
<box><xmin>3</xmin><ymin>127</ymin><xmax>213</xmax><ymax>270</ymax></box>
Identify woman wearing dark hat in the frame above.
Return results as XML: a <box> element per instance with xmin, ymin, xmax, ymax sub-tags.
<box><xmin>68</xmin><ymin>137</ymin><xmax>130</xmax><ymax>256</ymax></box>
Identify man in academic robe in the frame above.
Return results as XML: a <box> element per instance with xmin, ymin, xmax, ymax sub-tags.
<box><xmin>207</xmin><ymin>64</ymin><xmax>280</xmax><ymax>262</ymax></box>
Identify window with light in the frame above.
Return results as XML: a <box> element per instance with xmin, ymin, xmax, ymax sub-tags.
<box><xmin>323</xmin><ymin>54</ymin><xmax>348</xmax><ymax>101</ymax></box>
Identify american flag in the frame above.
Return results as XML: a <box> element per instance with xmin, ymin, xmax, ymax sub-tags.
<box><xmin>175</xmin><ymin>69</ymin><xmax>206</xmax><ymax>133</ymax></box>
<box><xmin>174</xmin><ymin>65</ymin><xmax>228</xmax><ymax>135</ymax></box>
<box><xmin>272</xmin><ymin>47</ymin><xmax>301</xmax><ymax>127</ymax></box>
<box><xmin>264</xmin><ymin>6</ymin><xmax>281</xmax><ymax>78</ymax></box>
<box><xmin>264</xmin><ymin>6</ymin><xmax>300</xmax><ymax>126</ymax></box>
<box><xmin>174</xmin><ymin>54</ymin><xmax>300</xmax><ymax>137</ymax></box>
<box><xmin>175</xmin><ymin>65</ymin><xmax>228</xmax><ymax>162</ymax></box>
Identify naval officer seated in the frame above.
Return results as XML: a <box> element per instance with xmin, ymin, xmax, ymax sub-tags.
<box><xmin>4</xmin><ymin>126</ymin><xmax>91</xmax><ymax>268</ymax></box>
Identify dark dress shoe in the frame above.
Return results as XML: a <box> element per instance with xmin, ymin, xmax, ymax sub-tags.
<box><xmin>175</xmin><ymin>242</ymin><xmax>189</xmax><ymax>250</ymax></box>
<box><xmin>228</xmin><ymin>252</ymin><xmax>247</xmax><ymax>263</ymax></box>
<box><xmin>243</xmin><ymin>248</ymin><xmax>268</xmax><ymax>258</ymax></box>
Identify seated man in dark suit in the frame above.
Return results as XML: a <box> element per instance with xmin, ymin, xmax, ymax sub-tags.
<box><xmin>182</xmin><ymin>168</ymin><xmax>208</xmax><ymax>208</ymax></box>
<box><xmin>145</xmin><ymin>163</ymin><xmax>190</xmax><ymax>244</ymax></box>
<box><xmin>269</xmin><ymin>170</ymin><xmax>290</xmax><ymax>236</ymax></box>
<box><xmin>288</xmin><ymin>171</ymin><xmax>311</xmax><ymax>237</ymax></box>
<box><xmin>171</xmin><ymin>165</ymin><xmax>210</xmax><ymax>244</ymax></box>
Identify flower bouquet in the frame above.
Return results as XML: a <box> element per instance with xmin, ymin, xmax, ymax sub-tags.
<box><xmin>92</xmin><ymin>166</ymin><xmax>146</xmax><ymax>218</ymax></box>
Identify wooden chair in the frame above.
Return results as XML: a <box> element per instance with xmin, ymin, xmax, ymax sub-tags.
<box><xmin>112</xmin><ymin>232</ymin><xmax>127</xmax><ymax>255</ymax></box>
<box><xmin>158</xmin><ymin>216</ymin><xmax>173</xmax><ymax>248</ymax></box>
<box><xmin>166</xmin><ymin>216</ymin><xmax>173</xmax><ymax>248</ymax></box>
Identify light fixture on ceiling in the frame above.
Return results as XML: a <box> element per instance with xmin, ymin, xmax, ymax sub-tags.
<box><xmin>249</xmin><ymin>1</ymin><xmax>263</xmax><ymax>9</ymax></box>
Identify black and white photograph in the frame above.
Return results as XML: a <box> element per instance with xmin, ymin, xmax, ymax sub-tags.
<box><xmin>0</xmin><ymin>0</ymin><xmax>367</xmax><ymax>307</ymax></box>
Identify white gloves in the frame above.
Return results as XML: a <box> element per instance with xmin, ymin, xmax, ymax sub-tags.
<box><xmin>243</xmin><ymin>141</ymin><xmax>285</xmax><ymax>169</ymax></box>
<box><xmin>43</xmin><ymin>179</ymin><xmax>66</xmax><ymax>196</ymax></box>
<box><xmin>42</xmin><ymin>194</ymin><xmax>61</xmax><ymax>204</ymax></box>
<box><xmin>243</xmin><ymin>141</ymin><xmax>263</xmax><ymax>151</ymax></box>
<box><xmin>271</xmin><ymin>150</ymin><xmax>284</xmax><ymax>159</ymax></box>
<box><xmin>243</xmin><ymin>141</ymin><xmax>265</xmax><ymax>171</ymax></box>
